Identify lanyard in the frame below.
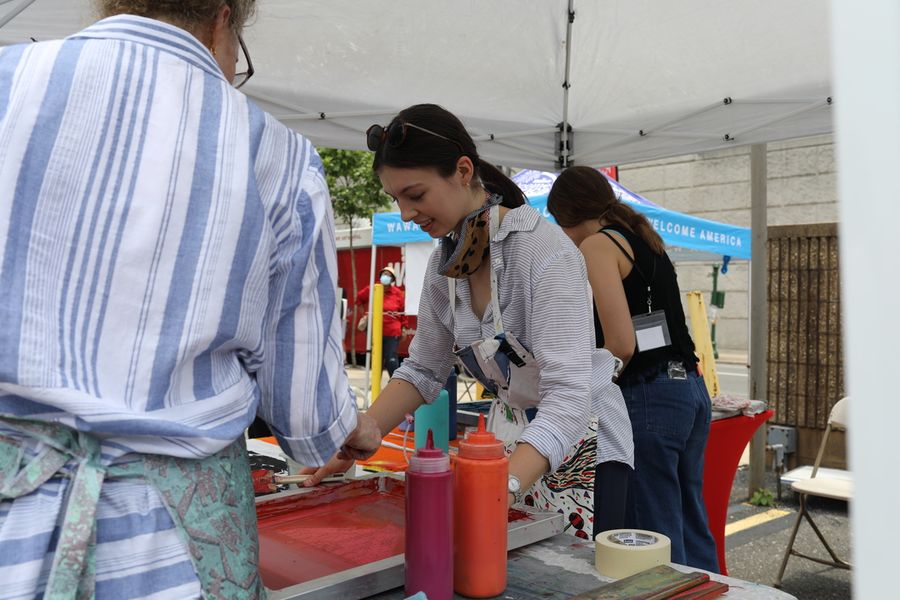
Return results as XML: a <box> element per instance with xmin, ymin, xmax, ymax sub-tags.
<box><xmin>599</xmin><ymin>228</ymin><xmax>656</xmax><ymax>314</ymax></box>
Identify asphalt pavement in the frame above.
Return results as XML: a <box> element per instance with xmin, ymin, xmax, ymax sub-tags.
<box><xmin>715</xmin><ymin>360</ymin><xmax>750</xmax><ymax>398</ymax></box>
<box><xmin>726</xmin><ymin>468</ymin><xmax>852</xmax><ymax>600</ymax></box>
<box><xmin>717</xmin><ymin>360</ymin><xmax>852</xmax><ymax>599</ymax></box>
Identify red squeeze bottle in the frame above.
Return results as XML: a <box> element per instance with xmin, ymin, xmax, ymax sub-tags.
<box><xmin>405</xmin><ymin>429</ymin><xmax>453</xmax><ymax>600</ymax></box>
<box><xmin>454</xmin><ymin>414</ymin><xmax>509</xmax><ymax>597</ymax></box>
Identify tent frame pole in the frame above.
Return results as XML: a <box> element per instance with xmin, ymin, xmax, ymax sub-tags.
<box><xmin>0</xmin><ymin>0</ymin><xmax>35</xmax><ymax>30</ymax></box>
<box><xmin>558</xmin><ymin>0</ymin><xmax>575</xmax><ymax>168</ymax></box>
<box><xmin>748</xmin><ymin>143</ymin><xmax>768</xmax><ymax>498</ymax></box>
<box><xmin>471</xmin><ymin>127</ymin><xmax>559</xmax><ymax>141</ymax></box>
<box><xmin>363</xmin><ymin>245</ymin><xmax>377</xmax><ymax>409</ymax></box>
<box><xmin>729</xmin><ymin>98</ymin><xmax>832</xmax><ymax>139</ymax></box>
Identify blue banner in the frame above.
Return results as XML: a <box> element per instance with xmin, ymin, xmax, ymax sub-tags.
<box><xmin>517</xmin><ymin>169</ymin><xmax>751</xmax><ymax>259</ymax></box>
<box><xmin>527</xmin><ymin>194</ymin><xmax>750</xmax><ymax>259</ymax></box>
<box><xmin>373</xmin><ymin>170</ymin><xmax>751</xmax><ymax>259</ymax></box>
<box><xmin>373</xmin><ymin>212</ymin><xmax>431</xmax><ymax>245</ymax></box>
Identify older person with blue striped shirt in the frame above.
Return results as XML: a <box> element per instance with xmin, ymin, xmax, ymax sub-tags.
<box><xmin>0</xmin><ymin>1</ymin><xmax>381</xmax><ymax>598</ymax></box>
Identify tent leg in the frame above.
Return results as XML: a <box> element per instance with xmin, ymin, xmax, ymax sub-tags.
<box><xmin>362</xmin><ymin>245</ymin><xmax>378</xmax><ymax>409</ymax></box>
<box><xmin>0</xmin><ymin>0</ymin><xmax>36</xmax><ymax>30</ymax></box>
<box><xmin>748</xmin><ymin>143</ymin><xmax>768</xmax><ymax>498</ymax></box>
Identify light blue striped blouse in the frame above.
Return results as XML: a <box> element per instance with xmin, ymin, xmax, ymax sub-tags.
<box><xmin>0</xmin><ymin>15</ymin><xmax>357</xmax><ymax>598</ymax></box>
<box><xmin>393</xmin><ymin>205</ymin><xmax>594</xmax><ymax>471</ymax></box>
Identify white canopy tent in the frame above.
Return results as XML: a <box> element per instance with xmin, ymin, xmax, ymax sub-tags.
<box><xmin>13</xmin><ymin>2</ymin><xmax>900</xmax><ymax>598</ymax></box>
<box><xmin>1</xmin><ymin>1</ymin><xmax>831</xmax><ymax>169</ymax></box>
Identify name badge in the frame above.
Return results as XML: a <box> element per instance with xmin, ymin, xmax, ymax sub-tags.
<box><xmin>632</xmin><ymin>310</ymin><xmax>671</xmax><ymax>352</ymax></box>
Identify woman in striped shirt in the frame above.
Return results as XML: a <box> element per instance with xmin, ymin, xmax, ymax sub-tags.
<box><xmin>307</xmin><ymin>104</ymin><xmax>633</xmax><ymax>538</ymax></box>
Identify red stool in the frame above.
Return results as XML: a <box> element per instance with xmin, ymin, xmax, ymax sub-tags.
<box><xmin>702</xmin><ymin>410</ymin><xmax>774</xmax><ymax>575</ymax></box>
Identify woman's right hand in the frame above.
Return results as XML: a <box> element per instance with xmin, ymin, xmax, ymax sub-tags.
<box><xmin>300</xmin><ymin>454</ymin><xmax>356</xmax><ymax>487</ymax></box>
<box><xmin>300</xmin><ymin>379</ymin><xmax>426</xmax><ymax>487</ymax></box>
<box><xmin>299</xmin><ymin>412</ymin><xmax>383</xmax><ymax>486</ymax></box>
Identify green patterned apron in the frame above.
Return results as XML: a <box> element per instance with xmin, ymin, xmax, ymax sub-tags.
<box><xmin>0</xmin><ymin>415</ymin><xmax>265</xmax><ymax>599</ymax></box>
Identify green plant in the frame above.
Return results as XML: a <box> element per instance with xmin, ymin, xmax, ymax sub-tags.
<box><xmin>318</xmin><ymin>148</ymin><xmax>392</xmax><ymax>365</ymax></box>
<box><xmin>319</xmin><ymin>148</ymin><xmax>390</xmax><ymax>228</ymax></box>
<box><xmin>749</xmin><ymin>487</ymin><xmax>777</xmax><ymax>507</ymax></box>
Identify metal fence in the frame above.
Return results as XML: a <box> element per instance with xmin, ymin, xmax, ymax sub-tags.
<box><xmin>767</xmin><ymin>223</ymin><xmax>843</xmax><ymax>431</ymax></box>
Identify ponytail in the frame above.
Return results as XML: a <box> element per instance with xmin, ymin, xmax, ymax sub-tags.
<box><xmin>604</xmin><ymin>203</ymin><xmax>665</xmax><ymax>255</ymax></box>
<box><xmin>547</xmin><ymin>165</ymin><xmax>665</xmax><ymax>255</ymax></box>
<box><xmin>478</xmin><ymin>161</ymin><xmax>525</xmax><ymax>208</ymax></box>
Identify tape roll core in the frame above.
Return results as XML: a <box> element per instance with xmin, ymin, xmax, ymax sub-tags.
<box><xmin>594</xmin><ymin>528</ymin><xmax>672</xmax><ymax>579</ymax></box>
<box><xmin>607</xmin><ymin>531</ymin><xmax>659</xmax><ymax>547</ymax></box>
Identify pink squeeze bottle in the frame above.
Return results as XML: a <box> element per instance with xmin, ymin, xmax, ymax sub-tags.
<box><xmin>405</xmin><ymin>429</ymin><xmax>453</xmax><ymax>600</ymax></box>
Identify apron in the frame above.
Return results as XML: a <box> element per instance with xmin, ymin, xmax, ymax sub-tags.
<box><xmin>448</xmin><ymin>207</ymin><xmax>633</xmax><ymax>538</ymax></box>
<box><xmin>449</xmin><ymin>207</ymin><xmax>632</xmax><ymax>462</ymax></box>
<box><xmin>449</xmin><ymin>205</ymin><xmax>539</xmax><ymax>449</ymax></box>
<box><xmin>0</xmin><ymin>416</ymin><xmax>264</xmax><ymax>599</ymax></box>
<box><xmin>450</xmin><ymin>233</ymin><xmax>600</xmax><ymax>538</ymax></box>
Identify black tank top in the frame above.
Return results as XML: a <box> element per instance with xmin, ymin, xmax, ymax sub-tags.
<box><xmin>593</xmin><ymin>227</ymin><xmax>698</xmax><ymax>384</ymax></box>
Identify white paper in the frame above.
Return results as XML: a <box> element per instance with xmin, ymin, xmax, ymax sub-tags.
<box><xmin>403</xmin><ymin>241</ymin><xmax>434</xmax><ymax>316</ymax></box>
<box><xmin>636</xmin><ymin>325</ymin><xmax>666</xmax><ymax>351</ymax></box>
<box><xmin>246</xmin><ymin>438</ymin><xmax>282</xmax><ymax>460</ymax></box>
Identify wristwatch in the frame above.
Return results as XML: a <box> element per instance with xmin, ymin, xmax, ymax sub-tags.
<box><xmin>612</xmin><ymin>356</ymin><xmax>625</xmax><ymax>380</ymax></box>
<box><xmin>508</xmin><ymin>474</ymin><xmax>523</xmax><ymax>505</ymax></box>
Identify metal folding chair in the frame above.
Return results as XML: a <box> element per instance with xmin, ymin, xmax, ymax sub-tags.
<box><xmin>774</xmin><ymin>397</ymin><xmax>852</xmax><ymax>587</ymax></box>
<box><xmin>453</xmin><ymin>358</ymin><xmax>481</xmax><ymax>402</ymax></box>
<box><xmin>455</xmin><ymin>361</ymin><xmax>479</xmax><ymax>403</ymax></box>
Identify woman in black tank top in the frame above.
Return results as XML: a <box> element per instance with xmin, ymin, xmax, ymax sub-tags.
<box><xmin>548</xmin><ymin>166</ymin><xmax>718</xmax><ymax>572</ymax></box>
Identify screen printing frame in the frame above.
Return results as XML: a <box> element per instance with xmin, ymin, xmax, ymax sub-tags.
<box><xmin>259</xmin><ymin>474</ymin><xmax>565</xmax><ymax>600</ymax></box>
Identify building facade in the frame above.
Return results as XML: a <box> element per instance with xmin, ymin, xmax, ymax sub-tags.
<box><xmin>618</xmin><ymin>135</ymin><xmax>838</xmax><ymax>359</ymax></box>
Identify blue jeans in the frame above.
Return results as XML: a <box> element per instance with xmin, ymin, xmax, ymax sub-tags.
<box><xmin>620</xmin><ymin>369</ymin><xmax>719</xmax><ymax>572</ymax></box>
<box><xmin>382</xmin><ymin>335</ymin><xmax>400</xmax><ymax>377</ymax></box>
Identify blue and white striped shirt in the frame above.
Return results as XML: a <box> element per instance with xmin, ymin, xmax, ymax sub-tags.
<box><xmin>0</xmin><ymin>15</ymin><xmax>358</xmax><ymax>597</ymax></box>
<box><xmin>0</xmin><ymin>14</ymin><xmax>357</xmax><ymax>465</ymax></box>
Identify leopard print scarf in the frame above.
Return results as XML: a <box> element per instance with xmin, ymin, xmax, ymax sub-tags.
<box><xmin>438</xmin><ymin>195</ymin><xmax>501</xmax><ymax>278</ymax></box>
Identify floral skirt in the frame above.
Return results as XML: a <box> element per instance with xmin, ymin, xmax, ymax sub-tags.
<box><xmin>523</xmin><ymin>417</ymin><xmax>598</xmax><ymax>539</ymax></box>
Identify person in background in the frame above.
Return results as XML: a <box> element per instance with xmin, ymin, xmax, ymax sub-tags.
<box><xmin>306</xmin><ymin>104</ymin><xmax>633</xmax><ymax>539</ymax></box>
<box><xmin>547</xmin><ymin>166</ymin><xmax>718</xmax><ymax>570</ymax></box>
<box><xmin>356</xmin><ymin>266</ymin><xmax>407</xmax><ymax>377</ymax></box>
<box><xmin>0</xmin><ymin>1</ymin><xmax>380</xmax><ymax>597</ymax></box>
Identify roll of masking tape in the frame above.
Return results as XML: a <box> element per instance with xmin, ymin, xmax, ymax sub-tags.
<box><xmin>594</xmin><ymin>529</ymin><xmax>672</xmax><ymax>579</ymax></box>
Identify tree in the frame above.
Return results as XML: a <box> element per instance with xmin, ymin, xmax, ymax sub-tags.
<box><xmin>319</xmin><ymin>148</ymin><xmax>392</xmax><ymax>366</ymax></box>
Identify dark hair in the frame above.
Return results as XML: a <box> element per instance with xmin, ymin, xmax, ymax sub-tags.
<box><xmin>97</xmin><ymin>1</ymin><xmax>256</xmax><ymax>34</ymax></box>
<box><xmin>371</xmin><ymin>104</ymin><xmax>525</xmax><ymax>209</ymax></box>
<box><xmin>547</xmin><ymin>166</ymin><xmax>665</xmax><ymax>255</ymax></box>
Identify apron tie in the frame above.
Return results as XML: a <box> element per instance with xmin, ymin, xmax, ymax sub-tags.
<box><xmin>0</xmin><ymin>416</ymin><xmax>119</xmax><ymax>599</ymax></box>
<box><xmin>0</xmin><ymin>415</ymin><xmax>265</xmax><ymax>599</ymax></box>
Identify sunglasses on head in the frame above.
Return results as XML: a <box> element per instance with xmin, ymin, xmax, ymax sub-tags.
<box><xmin>366</xmin><ymin>121</ymin><xmax>464</xmax><ymax>153</ymax></box>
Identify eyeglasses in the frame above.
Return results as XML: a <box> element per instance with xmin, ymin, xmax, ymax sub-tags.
<box><xmin>233</xmin><ymin>34</ymin><xmax>254</xmax><ymax>89</ymax></box>
<box><xmin>366</xmin><ymin>121</ymin><xmax>464</xmax><ymax>153</ymax></box>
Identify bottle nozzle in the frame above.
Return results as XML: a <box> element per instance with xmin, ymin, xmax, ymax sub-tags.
<box><xmin>459</xmin><ymin>412</ymin><xmax>505</xmax><ymax>459</ymax></box>
<box><xmin>409</xmin><ymin>427</ymin><xmax>449</xmax><ymax>472</ymax></box>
